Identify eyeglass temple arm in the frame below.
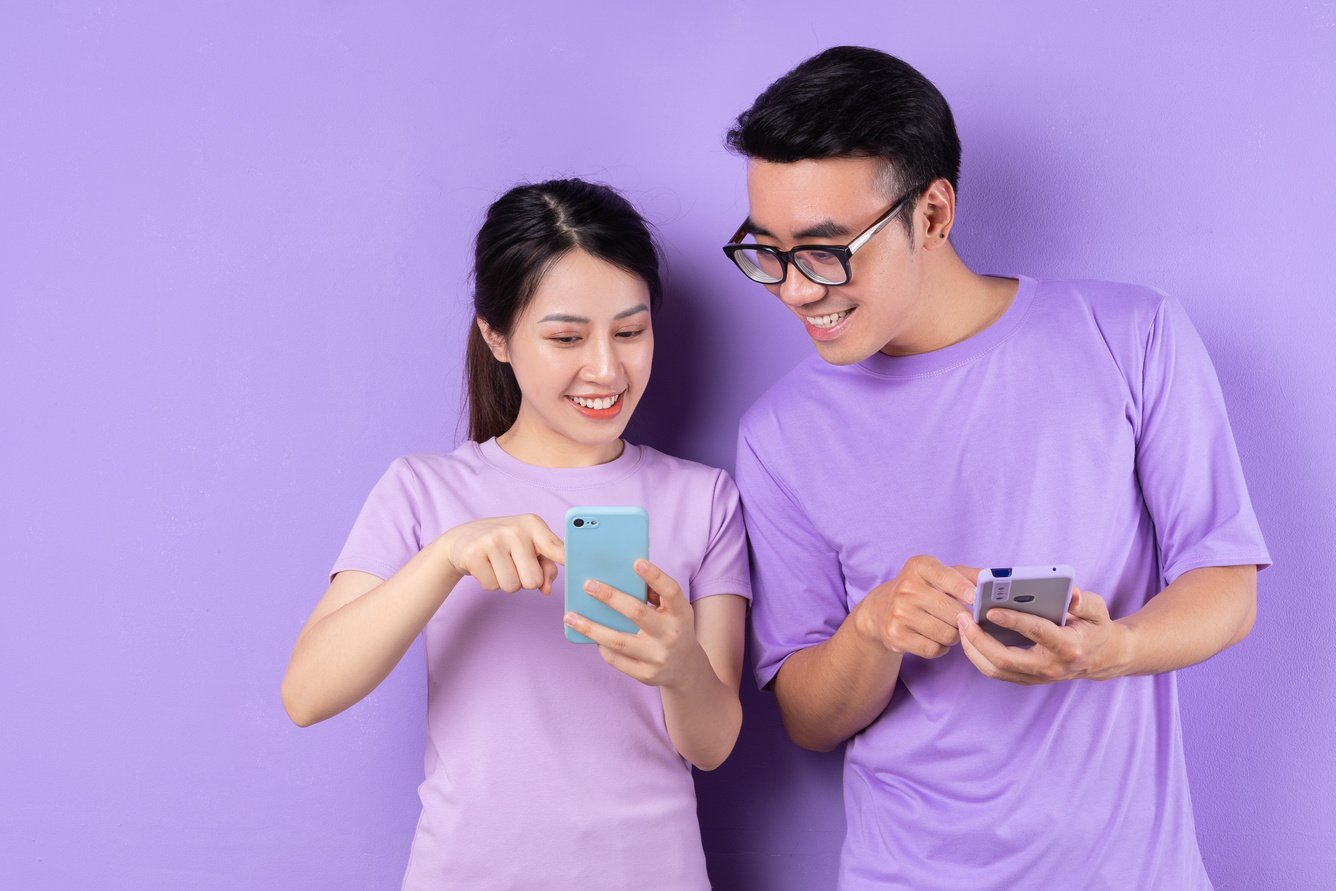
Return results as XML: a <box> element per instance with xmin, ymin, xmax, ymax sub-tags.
<box><xmin>847</xmin><ymin>194</ymin><xmax>913</xmax><ymax>254</ymax></box>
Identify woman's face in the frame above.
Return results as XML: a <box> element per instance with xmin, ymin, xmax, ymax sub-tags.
<box><xmin>483</xmin><ymin>249</ymin><xmax>654</xmax><ymax>454</ymax></box>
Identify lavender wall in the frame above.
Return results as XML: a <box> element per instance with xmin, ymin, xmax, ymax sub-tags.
<box><xmin>3</xmin><ymin>3</ymin><xmax>1332</xmax><ymax>889</ymax></box>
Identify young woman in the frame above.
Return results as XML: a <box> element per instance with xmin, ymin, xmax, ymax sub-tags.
<box><xmin>281</xmin><ymin>179</ymin><xmax>750</xmax><ymax>890</ymax></box>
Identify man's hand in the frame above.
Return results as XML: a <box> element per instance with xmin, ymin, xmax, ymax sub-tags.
<box><xmin>852</xmin><ymin>555</ymin><xmax>977</xmax><ymax>659</ymax></box>
<box><xmin>957</xmin><ymin>588</ymin><xmax>1131</xmax><ymax>684</ymax></box>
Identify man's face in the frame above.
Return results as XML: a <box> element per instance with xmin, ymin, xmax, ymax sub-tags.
<box><xmin>743</xmin><ymin>156</ymin><xmax>925</xmax><ymax>365</ymax></box>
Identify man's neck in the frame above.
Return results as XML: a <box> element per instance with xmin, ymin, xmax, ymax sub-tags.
<box><xmin>882</xmin><ymin>251</ymin><xmax>1017</xmax><ymax>357</ymax></box>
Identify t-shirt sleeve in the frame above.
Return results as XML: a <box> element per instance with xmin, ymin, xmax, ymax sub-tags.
<box><xmin>1136</xmin><ymin>297</ymin><xmax>1271</xmax><ymax>585</ymax></box>
<box><xmin>736</xmin><ymin>422</ymin><xmax>849</xmax><ymax>690</ymax></box>
<box><xmin>687</xmin><ymin>470</ymin><xmax>753</xmax><ymax>604</ymax></box>
<box><xmin>330</xmin><ymin>457</ymin><xmax>425</xmax><ymax>581</ymax></box>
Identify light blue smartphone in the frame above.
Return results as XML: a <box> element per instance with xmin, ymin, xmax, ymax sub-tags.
<box><xmin>973</xmin><ymin>565</ymin><xmax>1076</xmax><ymax>648</ymax></box>
<box><xmin>564</xmin><ymin>506</ymin><xmax>649</xmax><ymax>644</ymax></box>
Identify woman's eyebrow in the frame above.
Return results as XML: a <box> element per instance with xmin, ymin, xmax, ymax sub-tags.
<box><xmin>536</xmin><ymin>303</ymin><xmax>648</xmax><ymax>325</ymax></box>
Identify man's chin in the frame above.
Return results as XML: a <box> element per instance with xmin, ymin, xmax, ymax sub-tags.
<box><xmin>812</xmin><ymin>338</ymin><xmax>871</xmax><ymax>367</ymax></box>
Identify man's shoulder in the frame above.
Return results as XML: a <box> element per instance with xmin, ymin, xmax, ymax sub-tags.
<box><xmin>739</xmin><ymin>353</ymin><xmax>847</xmax><ymax>441</ymax></box>
<box><xmin>1033</xmin><ymin>277</ymin><xmax>1172</xmax><ymax>328</ymax></box>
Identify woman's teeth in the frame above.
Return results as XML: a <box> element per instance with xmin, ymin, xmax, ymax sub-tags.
<box><xmin>807</xmin><ymin>309</ymin><xmax>852</xmax><ymax>329</ymax></box>
<box><xmin>570</xmin><ymin>393</ymin><xmax>621</xmax><ymax>410</ymax></box>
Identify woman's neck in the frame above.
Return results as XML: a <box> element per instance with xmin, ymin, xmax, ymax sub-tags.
<box><xmin>494</xmin><ymin>416</ymin><xmax>625</xmax><ymax>468</ymax></box>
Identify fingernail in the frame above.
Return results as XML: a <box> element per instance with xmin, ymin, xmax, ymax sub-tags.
<box><xmin>563</xmin><ymin>612</ymin><xmax>579</xmax><ymax>626</ymax></box>
<box><xmin>634</xmin><ymin>559</ymin><xmax>649</xmax><ymax>572</ymax></box>
<box><xmin>584</xmin><ymin>580</ymin><xmax>599</xmax><ymax>594</ymax></box>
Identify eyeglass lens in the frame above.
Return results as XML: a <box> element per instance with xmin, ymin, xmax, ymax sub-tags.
<box><xmin>731</xmin><ymin>247</ymin><xmax>848</xmax><ymax>285</ymax></box>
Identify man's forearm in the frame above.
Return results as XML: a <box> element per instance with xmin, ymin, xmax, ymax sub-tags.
<box><xmin>773</xmin><ymin>613</ymin><xmax>905</xmax><ymax>751</ymax></box>
<box><xmin>1108</xmin><ymin>564</ymin><xmax>1257</xmax><ymax>678</ymax></box>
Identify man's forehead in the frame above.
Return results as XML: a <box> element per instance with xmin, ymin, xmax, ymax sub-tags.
<box><xmin>744</xmin><ymin>158</ymin><xmax>884</xmax><ymax>237</ymax></box>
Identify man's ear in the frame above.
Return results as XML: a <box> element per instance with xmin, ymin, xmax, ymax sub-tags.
<box><xmin>918</xmin><ymin>178</ymin><xmax>957</xmax><ymax>249</ymax></box>
<box><xmin>476</xmin><ymin>317</ymin><xmax>509</xmax><ymax>363</ymax></box>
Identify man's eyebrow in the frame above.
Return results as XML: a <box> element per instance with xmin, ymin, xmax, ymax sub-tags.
<box><xmin>794</xmin><ymin>219</ymin><xmax>852</xmax><ymax>240</ymax></box>
<box><xmin>741</xmin><ymin>218</ymin><xmax>852</xmax><ymax>240</ymax></box>
<box><xmin>742</xmin><ymin>218</ymin><xmax>774</xmax><ymax>238</ymax></box>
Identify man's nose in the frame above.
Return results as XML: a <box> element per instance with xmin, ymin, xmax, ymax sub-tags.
<box><xmin>777</xmin><ymin>267</ymin><xmax>827</xmax><ymax>308</ymax></box>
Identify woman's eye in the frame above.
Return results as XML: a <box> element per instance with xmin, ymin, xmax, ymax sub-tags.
<box><xmin>616</xmin><ymin>328</ymin><xmax>645</xmax><ymax>339</ymax></box>
<box><xmin>550</xmin><ymin>335</ymin><xmax>580</xmax><ymax>345</ymax></box>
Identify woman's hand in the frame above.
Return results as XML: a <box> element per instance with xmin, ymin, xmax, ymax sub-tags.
<box><xmin>435</xmin><ymin>514</ymin><xmax>565</xmax><ymax>594</ymax></box>
<box><xmin>562</xmin><ymin>559</ymin><xmax>706</xmax><ymax>689</ymax></box>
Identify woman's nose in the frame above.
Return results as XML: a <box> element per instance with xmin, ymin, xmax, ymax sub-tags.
<box><xmin>583</xmin><ymin>335</ymin><xmax>620</xmax><ymax>382</ymax></box>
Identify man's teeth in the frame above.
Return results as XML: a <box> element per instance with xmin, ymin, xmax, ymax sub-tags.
<box><xmin>570</xmin><ymin>394</ymin><xmax>621</xmax><ymax>410</ymax></box>
<box><xmin>807</xmin><ymin>310</ymin><xmax>852</xmax><ymax>329</ymax></box>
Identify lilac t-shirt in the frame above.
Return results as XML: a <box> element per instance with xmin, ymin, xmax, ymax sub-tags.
<box><xmin>737</xmin><ymin>277</ymin><xmax>1270</xmax><ymax>890</ymax></box>
<box><xmin>333</xmin><ymin>438</ymin><xmax>751</xmax><ymax>891</ymax></box>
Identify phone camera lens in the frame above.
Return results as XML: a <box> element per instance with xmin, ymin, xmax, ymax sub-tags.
<box><xmin>573</xmin><ymin>518</ymin><xmax>585</xmax><ymax>528</ymax></box>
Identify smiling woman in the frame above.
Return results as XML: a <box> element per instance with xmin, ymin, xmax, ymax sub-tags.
<box><xmin>477</xmin><ymin>248</ymin><xmax>653</xmax><ymax>464</ymax></box>
<box><xmin>280</xmin><ymin>178</ymin><xmax>751</xmax><ymax>891</ymax></box>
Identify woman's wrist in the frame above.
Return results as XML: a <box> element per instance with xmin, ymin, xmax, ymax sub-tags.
<box><xmin>422</xmin><ymin>534</ymin><xmax>465</xmax><ymax>594</ymax></box>
<box><xmin>662</xmin><ymin>641</ymin><xmax>722</xmax><ymax>698</ymax></box>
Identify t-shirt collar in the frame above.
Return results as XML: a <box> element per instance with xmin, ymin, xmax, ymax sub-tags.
<box><xmin>857</xmin><ymin>274</ymin><xmax>1036</xmax><ymax>379</ymax></box>
<box><xmin>475</xmin><ymin>437</ymin><xmax>644</xmax><ymax>489</ymax></box>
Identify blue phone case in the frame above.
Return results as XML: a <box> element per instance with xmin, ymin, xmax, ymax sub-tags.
<box><xmin>564</xmin><ymin>506</ymin><xmax>649</xmax><ymax>644</ymax></box>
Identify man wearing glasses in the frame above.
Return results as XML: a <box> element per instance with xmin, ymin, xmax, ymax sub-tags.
<box><xmin>726</xmin><ymin>47</ymin><xmax>1269</xmax><ymax>889</ymax></box>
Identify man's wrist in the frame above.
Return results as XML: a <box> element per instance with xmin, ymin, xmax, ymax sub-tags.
<box><xmin>1094</xmin><ymin>620</ymin><xmax>1139</xmax><ymax>680</ymax></box>
<box><xmin>848</xmin><ymin>598</ymin><xmax>887</xmax><ymax>651</ymax></box>
<box><xmin>844</xmin><ymin>600</ymin><xmax>908</xmax><ymax>668</ymax></box>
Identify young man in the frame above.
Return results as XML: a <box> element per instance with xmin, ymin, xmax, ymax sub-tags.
<box><xmin>726</xmin><ymin>47</ymin><xmax>1269</xmax><ymax>889</ymax></box>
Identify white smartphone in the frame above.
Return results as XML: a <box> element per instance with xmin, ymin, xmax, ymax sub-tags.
<box><xmin>973</xmin><ymin>565</ymin><xmax>1076</xmax><ymax>648</ymax></box>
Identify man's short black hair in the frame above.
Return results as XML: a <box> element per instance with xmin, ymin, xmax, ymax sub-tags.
<box><xmin>727</xmin><ymin>46</ymin><xmax>962</xmax><ymax>205</ymax></box>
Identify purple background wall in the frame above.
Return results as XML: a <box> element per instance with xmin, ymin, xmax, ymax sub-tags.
<box><xmin>2</xmin><ymin>3</ymin><xmax>1332</xmax><ymax>889</ymax></box>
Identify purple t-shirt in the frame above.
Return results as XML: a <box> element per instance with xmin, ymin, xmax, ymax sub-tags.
<box><xmin>737</xmin><ymin>276</ymin><xmax>1270</xmax><ymax>890</ymax></box>
<box><xmin>333</xmin><ymin>438</ymin><xmax>751</xmax><ymax>891</ymax></box>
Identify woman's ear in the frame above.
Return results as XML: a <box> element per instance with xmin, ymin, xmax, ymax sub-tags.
<box><xmin>476</xmin><ymin>317</ymin><xmax>509</xmax><ymax>363</ymax></box>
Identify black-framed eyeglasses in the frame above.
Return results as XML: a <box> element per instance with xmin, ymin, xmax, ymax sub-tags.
<box><xmin>721</xmin><ymin>184</ymin><xmax>925</xmax><ymax>286</ymax></box>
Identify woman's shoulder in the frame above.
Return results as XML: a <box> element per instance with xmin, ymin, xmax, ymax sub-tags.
<box><xmin>381</xmin><ymin>442</ymin><xmax>491</xmax><ymax>489</ymax></box>
<box><xmin>629</xmin><ymin>443</ymin><xmax>737</xmax><ymax>492</ymax></box>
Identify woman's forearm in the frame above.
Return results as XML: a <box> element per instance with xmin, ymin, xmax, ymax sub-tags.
<box><xmin>282</xmin><ymin>540</ymin><xmax>461</xmax><ymax>726</ymax></box>
<box><xmin>659</xmin><ymin>643</ymin><xmax>743</xmax><ymax>771</ymax></box>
